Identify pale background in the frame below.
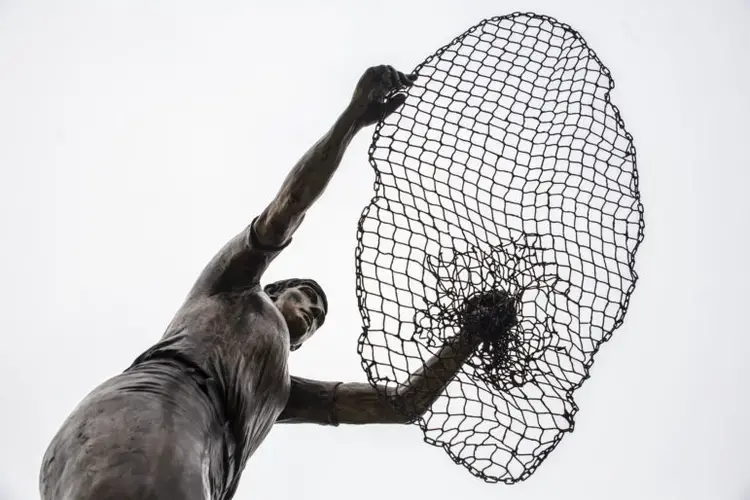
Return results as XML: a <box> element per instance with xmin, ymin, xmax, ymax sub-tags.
<box><xmin>0</xmin><ymin>1</ymin><xmax>748</xmax><ymax>499</ymax></box>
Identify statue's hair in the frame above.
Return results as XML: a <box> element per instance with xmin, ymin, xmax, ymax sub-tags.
<box><xmin>263</xmin><ymin>278</ymin><xmax>328</xmax><ymax>328</ymax></box>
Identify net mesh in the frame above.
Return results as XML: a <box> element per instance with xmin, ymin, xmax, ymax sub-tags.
<box><xmin>355</xmin><ymin>12</ymin><xmax>644</xmax><ymax>483</ymax></box>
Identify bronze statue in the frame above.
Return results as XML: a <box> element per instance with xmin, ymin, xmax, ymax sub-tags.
<box><xmin>39</xmin><ymin>66</ymin><xmax>488</xmax><ymax>500</ymax></box>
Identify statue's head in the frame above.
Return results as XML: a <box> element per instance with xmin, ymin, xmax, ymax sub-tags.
<box><xmin>264</xmin><ymin>278</ymin><xmax>328</xmax><ymax>351</ymax></box>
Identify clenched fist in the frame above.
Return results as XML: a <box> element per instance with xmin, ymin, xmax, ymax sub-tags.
<box><xmin>349</xmin><ymin>65</ymin><xmax>417</xmax><ymax>127</ymax></box>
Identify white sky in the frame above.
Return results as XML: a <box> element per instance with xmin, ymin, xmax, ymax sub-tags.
<box><xmin>0</xmin><ymin>1</ymin><xmax>748</xmax><ymax>499</ymax></box>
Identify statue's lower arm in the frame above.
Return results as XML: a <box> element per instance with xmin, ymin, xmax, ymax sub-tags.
<box><xmin>333</xmin><ymin>290</ymin><xmax>518</xmax><ymax>425</ymax></box>
<box><xmin>255</xmin><ymin>66</ymin><xmax>416</xmax><ymax>247</ymax></box>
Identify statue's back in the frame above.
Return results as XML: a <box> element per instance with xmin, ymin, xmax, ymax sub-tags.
<box><xmin>39</xmin><ymin>358</ymin><xmax>223</xmax><ymax>500</ymax></box>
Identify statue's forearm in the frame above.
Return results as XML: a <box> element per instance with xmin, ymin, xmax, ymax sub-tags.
<box><xmin>256</xmin><ymin>105</ymin><xmax>362</xmax><ymax>246</ymax></box>
<box><xmin>277</xmin><ymin>105</ymin><xmax>362</xmax><ymax>212</ymax></box>
<box><xmin>327</xmin><ymin>333</ymin><xmax>477</xmax><ymax>425</ymax></box>
<box><xmin>395</xmin><ymin>332</ymin><xmax>479</xmax><ymax>420</ymax></box>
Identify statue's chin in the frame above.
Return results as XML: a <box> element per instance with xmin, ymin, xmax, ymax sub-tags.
<box><xmin>287</xmin><ymin>316</ymin><xmax>307</xmax><ymax>344</ymax></box>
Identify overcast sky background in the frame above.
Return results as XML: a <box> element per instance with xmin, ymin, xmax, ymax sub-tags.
<box><xmin>1</xmin><ymin>1</ymin><xmax>748</xmax><ymax>499</ymax></box>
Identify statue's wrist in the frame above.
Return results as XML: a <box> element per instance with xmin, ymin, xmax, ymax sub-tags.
<box><xmin>456</xmin><ymin>329</ymin><xmax>481</xmax><ymax>351</ymax></box>
<box><xmin>342</xmin><ymin>101</ymin><xmax>366</xmax><ymax>131</ymax></box>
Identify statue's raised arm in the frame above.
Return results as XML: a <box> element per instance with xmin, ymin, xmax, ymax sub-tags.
<box><xmin>184</xmin><ymin>65</ymin><xmax>416</xmax><ymax>299</ymax></box>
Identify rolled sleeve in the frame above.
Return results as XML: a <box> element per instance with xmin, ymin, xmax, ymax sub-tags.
<box><xmin>277</xmin><ymin>377</ymin><xmax>343</xmax><ymax>426</ymax></box>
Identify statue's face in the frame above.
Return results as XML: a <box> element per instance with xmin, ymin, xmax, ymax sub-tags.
<box><xmin>274</xmin><ymin>283</ymin><xmax>327</xmax><ymax>350</ymax></box>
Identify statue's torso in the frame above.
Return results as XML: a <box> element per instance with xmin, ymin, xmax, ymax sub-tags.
<box><xmin>161</xmin><ymin>285</ymin><xmax>293</xmax><ymax>465</ymax></box>
<box><xmin>40</xmin><ymin>286</ymin><xmax>291</xmax><ymax>500</ymax></box>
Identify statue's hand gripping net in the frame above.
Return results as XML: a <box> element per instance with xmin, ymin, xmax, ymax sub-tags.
<box><xmin>355</xmin><ymin>13</ymin><xmax>644</xmax><ymax>483</ymax></box>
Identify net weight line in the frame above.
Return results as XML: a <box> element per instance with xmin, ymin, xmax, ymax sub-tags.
<box><xmin>354</xmin><ymin>12</ymin><xmax>644</xmax><ymax>483</ymax></box>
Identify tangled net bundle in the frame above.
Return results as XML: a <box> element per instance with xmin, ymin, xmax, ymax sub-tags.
<box><xmin>355</xmin><ymin>12</ymin><xmax>644</xmax><ymax>483</ymax></box>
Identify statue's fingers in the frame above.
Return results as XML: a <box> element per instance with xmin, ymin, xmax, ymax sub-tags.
<box><xmin>383</xmin><ymin>93</ymin><xmax>407</xmax><ymax>116</ymax></box>
<box><xmin>386</xmin><ymin>66</ymin><xmax>401</xmax><ymax>88</ymax></box>
<box><xmin>396</xmin><ymin>70</ymin><xmax>414</xmax><ymax>88</ymax></box>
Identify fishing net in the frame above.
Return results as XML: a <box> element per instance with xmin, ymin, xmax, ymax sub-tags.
<box><xmin>354</xmin><ymin>12</ymin><xmax>644</xmax><ymax>483</ymax></box>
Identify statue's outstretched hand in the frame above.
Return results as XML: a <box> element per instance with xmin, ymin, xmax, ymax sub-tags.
<box><xmin>350</xmin><ymin>65</ymin><xmax>416</xmax><ymax>127</ymax></box>
<box><xmin>459</xmin><ymin>290</ymin><xmax>519</xmax><ymax>347</ymax></box>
